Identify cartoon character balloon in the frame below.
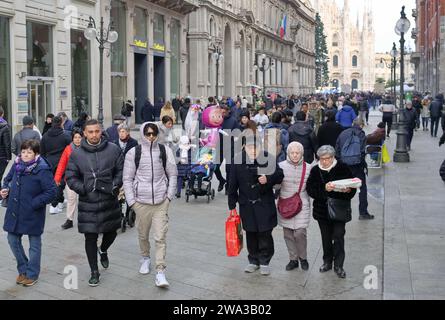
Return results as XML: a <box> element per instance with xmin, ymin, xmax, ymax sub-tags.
<box><xmin>200</xmin><ymin>106</ymin><xmax>225</xmax><ymax>148</ymax></box>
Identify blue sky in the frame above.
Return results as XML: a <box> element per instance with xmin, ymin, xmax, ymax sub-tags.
<box><xmin>332</xmin><ymin>0</ymin><xmax>416</xmax><ymax>53</ymax></box>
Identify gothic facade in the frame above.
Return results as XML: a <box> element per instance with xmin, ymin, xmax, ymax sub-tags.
<box><xmin>187</xmin><ymin>0</ymin><xmax>316</xmax><ymax>100</ymax></box>
<box><xmin>312</xmin><ymin>0</ymin><xmax>375</xmax><ymax>92</ymax></box>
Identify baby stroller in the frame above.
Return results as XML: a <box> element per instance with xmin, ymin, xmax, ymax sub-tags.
<box><xmin>118</xmin><ymin>188</ymin><xmax>136</xmax><ymax>233</ymax></box>
<box><xmin>185</xmin><ymin>147</ymin><xmax>216</xmax><ymax>203</ymax></box>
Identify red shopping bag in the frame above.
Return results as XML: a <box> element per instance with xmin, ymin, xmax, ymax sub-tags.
<box><xmin>225</xmin><ymin>209</ymin><xmax>243</xmax><ymax>257</ymax></box>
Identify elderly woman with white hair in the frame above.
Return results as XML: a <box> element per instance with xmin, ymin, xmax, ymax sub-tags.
<box><xmin>306</xmin><ymin>145</ymin><xmax>357</xmax><ymax>279</ymax></box>
<box><xmin>276</xmin><ymin>142</ymin><xmax>311</xmax><ymax>271</ymax></box>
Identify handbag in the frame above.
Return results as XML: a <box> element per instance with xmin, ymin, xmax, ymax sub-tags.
<box><xmin>319</xmin><ymin>170</ymin><xmax>352</xmax><ymax>223</ymax></box>
<box><xmin>327</xmin><ymin>198</ymin><xmax>352</xmax><ymax>223</ymax></box>
<box><xmin>225</xmin><ymin>209</ymin><xmax>243</xmax><ymax>257</ymax></box>
<box><xmin>277</xmin><ymin>162</ymin><xmax>306</xmax><ymax>219</ymax></box>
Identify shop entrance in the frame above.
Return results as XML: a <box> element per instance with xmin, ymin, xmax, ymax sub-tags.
<box><xmin>153</xmin><ymin>55</ymin><xmax>165</xmax><ymax>104</ymax></box>
<box><xmin>134</xmin><ymin>53</ymin><xmax>148</xmax><ymax>124</ymax></box>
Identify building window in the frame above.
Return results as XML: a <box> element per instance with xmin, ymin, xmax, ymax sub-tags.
<box><xmin>0</xmin><ymin>16</ymin><xmax>11</xmax><ymax>123</ymax></box>
<box><xmin>71</xmin><ymin>29</ymin><xmax>91</xmax><ymax>120</ymax></box>
<box><xmin>333</xmin><ymin>55</ymin><xmax>338</xmax><ymax>67</ymax></box>
<box><xmin>352</xmin><ymin>79</ymin><xmax>358</xmax><ymax>90</ymax></box>
<box><xmin>332</xmin><ymin>33</ymin><xmax>339</xmax><ymax>47</ymax></box>
<box><xmin>111</xmin><ymin>0</ymin><xmax>127</xmax><ymax>73</ymax></box>
<box><xmin>170</xmin><ymin>19</ymin><xmax>180</xmax><ymax>98</ymax></box>
<box><xmin>27</xmin><ymin>21</ymin><xmax>53</xmax><ymax>77</ymax></box>
<box><xmin>153</xmin><ymin>13</ymin><xmax>165</xmax><ymax>48</ymax></box>
<box><xmin>133</xmin><ymin>7</ymin><xmax>147</xmax><ymax>41</ymax></box>
<box><xmin>352</xmin><ymin>55</ymin><xmax>358</xmax><ymax>67</ymax></box>
<box><xmin>111</xmin><ymin>0</ymin><xmax>127</xmax><ymax>116</ymax></box>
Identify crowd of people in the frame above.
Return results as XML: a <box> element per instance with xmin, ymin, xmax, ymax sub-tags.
<box><xmin>1</xmin><ymin>89</ymin><xmax>444</xmax><ymax>290</ymax></box>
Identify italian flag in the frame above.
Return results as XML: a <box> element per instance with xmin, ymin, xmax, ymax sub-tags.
<box><xmin>280</xmin><ymin>15</ymin><xmax>287</xmax><ymax>39</ymax></box>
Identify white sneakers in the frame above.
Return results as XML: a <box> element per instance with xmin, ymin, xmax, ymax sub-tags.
<box><xmin>244</xmin><ymin>264</ymin><xmax>260</xmax><ymax>273</ymax></box>
<box><xmin>139</xmin><ymin>258</ymin><xmax>169</xmax><ymax>288</ymax></box>
<box><xmin>155</xmin><ymin>270</ymin><xmax>169</xmax><ymax>288</ymax></box>
<box><xmin>139</xmin><ymin>257</ymin><xmax>151</xmax><ymax>275</ymax></box>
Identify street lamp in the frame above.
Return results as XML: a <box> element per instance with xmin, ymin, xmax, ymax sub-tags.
<box><xmin>390</xmin><ymin>42</ymin><xmax>399</xmax><ymax>128</ymax></box>
<box><xmin>253</xmin><ymin>53</ymin><xmax>274</xmax><ymax>99</ymax></box>
<box><xmin>84</xmin><ymin>16</ymin><xmax>118</xmax><ymax>127</ymax></box>
<box><xmin>211</xmin><ymin>44</ymin><xmax>223</xmax><ymax>101</ymax></box>
<box><xmin>393</xmin><ymin>6</ymin><xmax>411</xmax><ymax>163</ymax></box>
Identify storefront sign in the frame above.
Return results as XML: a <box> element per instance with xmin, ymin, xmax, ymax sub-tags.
<box><xmin>17</xmin><ymin>102</ymin><xmax>28</xmax><ymax>112</ymax></box>
<box><xmin>17</xmin><ymin>89</ymin><xmax>28</xmax><ymax>100</ymax></box>
<box><xmin>153</xmin><ymin>43</ymin><xmax>165</xmax><ymax>52</ymax></box>
<box><xmin>133</xmin><ymin>37</ymin><xmax>148</xmax><ymax>54</ymax></box>
<box><xmin>60</xmin><ymin>88</ymin><xmax>68</xmax><ymax>99</ymax></box>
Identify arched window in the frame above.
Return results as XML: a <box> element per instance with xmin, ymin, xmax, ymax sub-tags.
<box><xmin>332</xmin><ymin>33</ymin><xmax>339</xmax><ymax>47</ymax></box>
<box><xmin>209</xmin><ymin>18</ymin><xmax>214</xmax><ymax>37</ymax></box>
<box><xmin>333</xmin><ymin>55</ymin><xmax>338</xmax><ymax>67</ymax></box>
<box><xmin>352</xmin><ymin>55</ymin><xmax>358</xmax><ymax>67</ymax></box>
<box><xmin>351</xmin><ymin>79</ymin><xmax>358</xmax><ymax>90</ymax></box>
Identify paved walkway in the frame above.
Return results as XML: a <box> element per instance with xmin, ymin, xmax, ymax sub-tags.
<box><xmin>3</xmin><ymin>111</ymin><xmax>444</xmax><ymax>300</ymax></box>
<box><xmin>383</xmin><ymin>117</ymin><xmax>445</xmax><ymax>300</ymax></box>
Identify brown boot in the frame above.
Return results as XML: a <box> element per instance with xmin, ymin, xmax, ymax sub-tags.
<box><xmin>21</xmin><ymin>277</ymin><xmax>38</xmax><ymax>287</ymax></box>
<box><xmin>16</xmin><ymin>274</ymin><xmax>26</xmax><ymax>285</ymax></box>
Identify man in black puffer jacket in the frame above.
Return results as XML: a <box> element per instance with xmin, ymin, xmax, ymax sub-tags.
<box><xmin>41</xmin><ymin>116</ymin><xmax>71</xmax><ymax>213</ymax></box>
<box><xmin>66</xmin><ymin>119</ymin><xmax>124</xmax><ymax>287</ymax></box>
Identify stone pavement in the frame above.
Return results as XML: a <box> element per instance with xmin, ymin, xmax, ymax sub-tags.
<box><xmin>0</xmin><ymin>112</ymin><xmax>425</xmax><ymax>300</ymax></box>
<box><xmin>383</xmin><ymin>116</ymin><xmax>445</xmax><ymax>300</ymax></box>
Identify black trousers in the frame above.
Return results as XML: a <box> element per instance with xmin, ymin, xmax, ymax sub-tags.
<box><xmin>84</xmin><ymin>231</ymin><xmax>117</xmax><ymax>272</ymax></box>
<box><xmin>246</xmin><ymin>230</ymin><xmax>274</xmax><ymax>266</ymax></box>
<box><xmin>0</xmin><ymin>159</ymin><xmax>8</xmax><ymax>182</ymax></box>
<box><xmin>350</xmin><ymin>165</ymin><xmax>368</xmax><ymax>215</ymax></box>
<box><xmin>431</xmin><ymin>117</ymin><xmax>440</xmax><ymax>137</ymax></box>
<box><xmin>318</xmin><ymin>220</ymin><xmax>346</xmax><ymax>268</ymax></box>
<box><xmin>382</xmin><ymin>113</ymin><xmax>393</xmax><ymax>136</ymax></box>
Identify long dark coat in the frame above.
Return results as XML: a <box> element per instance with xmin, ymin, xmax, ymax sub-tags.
<box><xmin>3</xmin><ymin>157</ymin><xmax>57</xmax><ymax>236</ymax></box>
<box><xmin>228</xmin><ymin>152</ymin><xmax>284</xmax><ymax>232</ymax></box>
<box><xmin>306</xmin><ymin>162</ymin><xmax>357</xmax><ymax>222</ymax></box>
<box><xmin>66</xmin><ymin>137</ymin><xmax>124</xmax><ymax>234</ymax></box>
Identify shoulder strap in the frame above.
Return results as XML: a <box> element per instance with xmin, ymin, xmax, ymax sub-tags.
<box><xmin>159</xmin><ymin>143</ymin><xmax>167</xmax><ymax>172</ymax></box>
<box><xmin>134</xmin><ymin>145</ymin><xmax>142</xmax><ymax>171</ymax></box>
<box><xmin>297</xmin><ymin>161</ymin><xmax>307</xmax><ymax>195</ymax></box>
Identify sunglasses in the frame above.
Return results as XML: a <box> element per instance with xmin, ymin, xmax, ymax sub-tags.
<box><xmin>146</xmin><ymin>132</ymin><xmax>157</xmax><ymax>137</ymax></box>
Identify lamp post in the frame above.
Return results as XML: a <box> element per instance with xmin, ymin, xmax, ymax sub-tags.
<box><xmin>211</xmin><ymin>44</ymin><xmax>223</xmax><ymax>101</ymax></box>
<box><xmin>393</xmin><ymin>6</ymin><xmax>411</xmax><ymax>163</ymax></box>
<box><xmin>390</xmin><ymin>42</ymin><xmax>399</xmax><ymax>128</ymax></box>
<box><xmin>253</xmin><ymin>54</ymin><xmax>274</xmax><ymax>99</ymax></box>
<box><xmin>84</xmin><ymin>16</ymin><xmax>118</xmax><ymax>127</ymax></box>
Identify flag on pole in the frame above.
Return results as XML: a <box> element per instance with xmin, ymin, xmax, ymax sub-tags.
<box><xmin>279</xmin><ymin>15</ymin><xmax>287</xmax><ymax>39</ymax></box>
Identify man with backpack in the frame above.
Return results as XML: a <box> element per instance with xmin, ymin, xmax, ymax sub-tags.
<box><xmin>123</xmin><ymin>122</ymin><xmax>178</xmax><ymax>288</ymax></box>
<box><xmin>336</xmin><ymin>118</ymin><xmax>374</xmax><ymax>220</ymax></box>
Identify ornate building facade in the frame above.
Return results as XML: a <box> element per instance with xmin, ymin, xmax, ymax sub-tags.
<box><xmin>312</xmin><ymin>0</ymin><xmax>375</xmax><ymax>92</ymax></box>
<box><xmin>187</xmin><ymin>0</ymin><xmax>316</xmax><ymax>100</ymax></box>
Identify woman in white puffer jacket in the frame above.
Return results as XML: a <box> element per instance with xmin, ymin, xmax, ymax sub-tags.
<box><xmin>277</xmin><ymin>142</ymin><xmax>311</xmax><ymax>271</ymax></box>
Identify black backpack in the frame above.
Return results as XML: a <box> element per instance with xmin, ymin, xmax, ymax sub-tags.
<box><xmin>134</xmin><ymin>144</ymin><xmax>168</xmax><ymax>177</ymax></box>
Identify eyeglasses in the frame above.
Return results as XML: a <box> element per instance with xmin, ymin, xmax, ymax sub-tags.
<box><xmin>146</xmin><ymin>132</ymin><xmax>157</xmax><ymax>137</ymax></box>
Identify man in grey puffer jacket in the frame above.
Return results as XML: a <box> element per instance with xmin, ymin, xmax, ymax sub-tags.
<box><xmin>123</xmin><ymin>122</ymin><xmax>177</xmax><ymax>288</ymax></box>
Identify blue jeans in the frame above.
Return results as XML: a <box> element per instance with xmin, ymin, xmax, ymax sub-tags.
<box><xmin>7</xmin><ymin>233</ymin><xmax>42</xmax><ymax>280</ymax></box>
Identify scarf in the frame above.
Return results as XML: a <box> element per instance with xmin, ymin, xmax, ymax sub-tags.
<box><xmin>71</xmin><ymin>142</ymin><xmax>81</xmax><ymax>150</ymax></box>
<box><xmin>318</xmin><ymin>159</ymin><xmax>338</xmax><ymax>172</ymax></box>
<box><xmin>15</xmin><ymin>156</ymin><xmax>40</xmax><ymax>175</ymax></box>
<box><xmin>0</xmin><ymin>117</ymin><xmax>6</xmax><ymax>124</ymax></box>
<box><xmin>287</xmin><ymin>142</ymin><xmax>304</xmax><ymax>166</ymax></box>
